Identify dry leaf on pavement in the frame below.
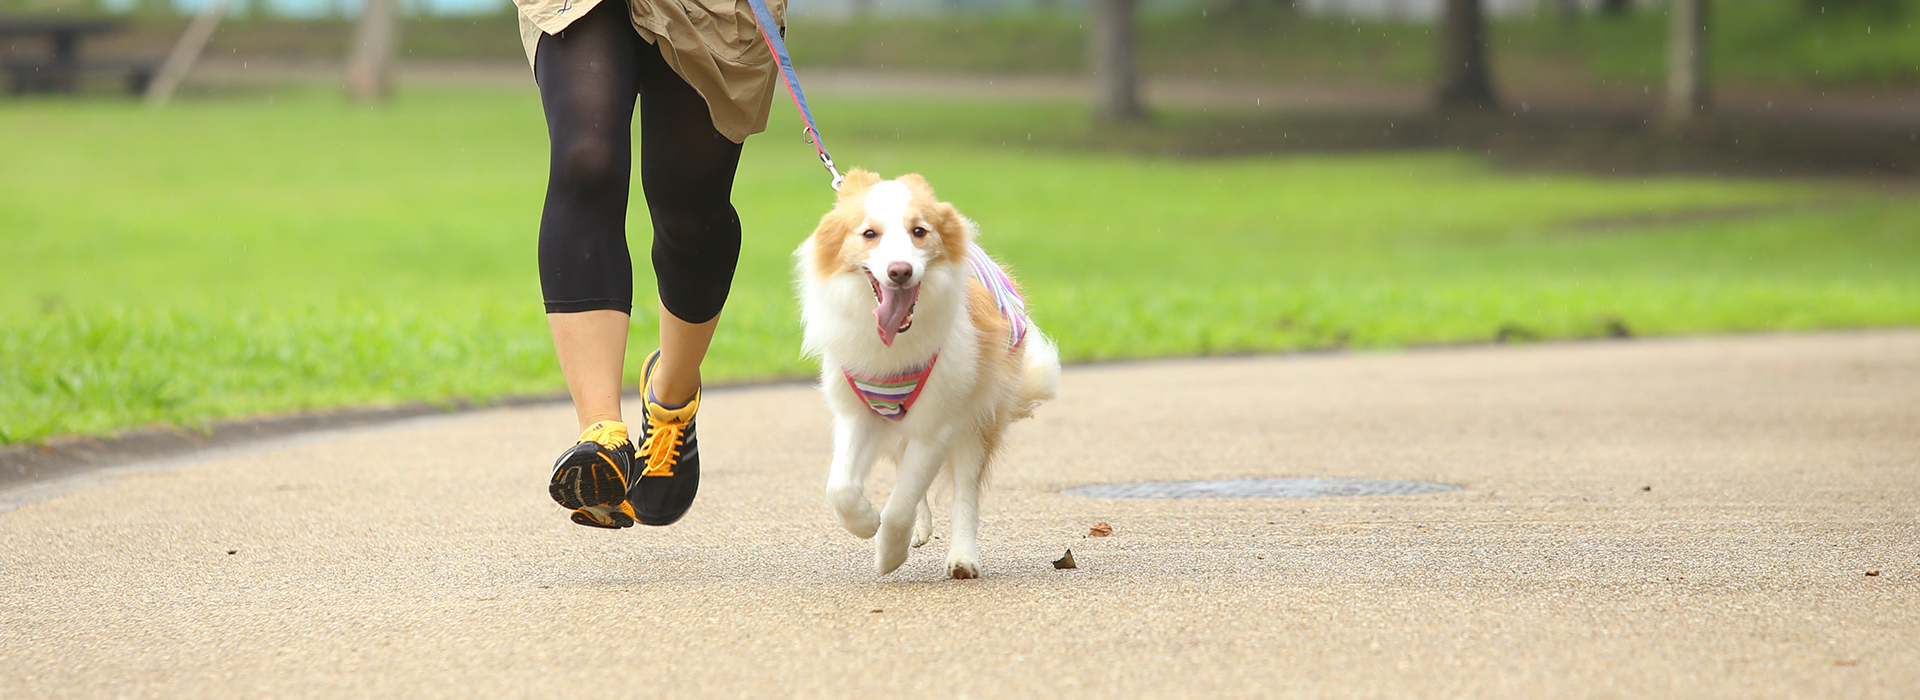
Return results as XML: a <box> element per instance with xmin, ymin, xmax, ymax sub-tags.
<box><xmin>1052</xmin><ymin>549</ymin><xmax>1077</xmax><ymax>569</ymax></box>
<box><xmin>1088</xmin><ymin>523</ymin><xmax>1113</xmax><ymax>537</ymax></box>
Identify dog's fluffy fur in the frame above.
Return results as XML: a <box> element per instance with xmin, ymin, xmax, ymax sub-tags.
<box><xmin>796</xmin><ymin>170</ymin><xmax>1059</xmax><ymax>579</ymax></box>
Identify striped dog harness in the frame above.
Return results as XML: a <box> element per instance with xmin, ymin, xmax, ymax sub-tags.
<box><xmin>843</xmin><ymin>354</ymin><xmax>939</xmax><ymax>421</ymax></box>
<box><xmin>966</xmin><ymin>242</ymin><xmax>1029</xmax><ymax>351</ymax></box>
<box><xmin>842</xmin><ymin>244</ymin><xmax>1029</xmax><ymax>421</ymax></box>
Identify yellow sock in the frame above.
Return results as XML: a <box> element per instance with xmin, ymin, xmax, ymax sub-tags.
<box><xmin>577</xmin><ymin>420</ymin><xmax>630</xmax><ymax>449</ymax></box>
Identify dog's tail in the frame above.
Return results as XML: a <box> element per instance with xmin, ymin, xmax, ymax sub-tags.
<box><xmin>1011</xmin><ymin>329</ymin><xmax>1061</xmax><ymax>420</ymax></box>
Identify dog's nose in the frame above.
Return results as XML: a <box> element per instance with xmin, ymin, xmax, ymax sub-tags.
<box><xmin>887</xmin><ymin>262</ymin><xmax>914</xmax><ymax>285</ymax></box>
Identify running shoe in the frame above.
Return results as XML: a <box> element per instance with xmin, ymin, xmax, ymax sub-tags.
<box><xmin>630</xmin><ymin>349</ymin><xmax>701</xmax><ymax>526</ymax></box>
<box><xmin>548</xmin><ymin>420</ymin><xmax>639</xmax><ymax>529</ymax></box>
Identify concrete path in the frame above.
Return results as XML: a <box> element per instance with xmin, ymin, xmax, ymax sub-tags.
<box><xmin>3</xmin><ymin>331</ymin><xmax>1916</xmax><ymax>698</ymax></box>
<box><xmin>184</xmin><ymin>60</ymin><xmax>1920</xmax><ymax>130</ymax></box>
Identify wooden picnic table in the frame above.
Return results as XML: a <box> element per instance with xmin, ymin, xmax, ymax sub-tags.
<box><xmin>0</xmin><ymin>17</ymin><xmax>156</xmax><ymax>95</ymax></box>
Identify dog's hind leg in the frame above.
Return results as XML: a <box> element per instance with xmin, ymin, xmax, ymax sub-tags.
<box><xmin>826</xmin><ymin>417</ymin><xmax>884</xmax><ymax>539</ymax></box>
<box><xmin>875</xmin><ymin>434</ymin><xmax>953</xmax><ymax>576</ymax></box>
<box><xmin>911</xmin><ymin>498</ymin><xmax>933</xmax><ymax>548</ymax></box>
<box><xmin>943</xmin><ymin>438</ymin><xmax>988</xmax><ymax>580</ymax></box>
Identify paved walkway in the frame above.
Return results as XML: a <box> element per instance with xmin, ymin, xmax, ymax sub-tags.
<box><xmin>184</xmin><ymin>59</ymin><xmax>1920</xmax><ymax>129</ymax></box>
<box><xmin>3</xmin><ymin>331</ymin><xmax>1916</xmax><ymax>698</ymax></box>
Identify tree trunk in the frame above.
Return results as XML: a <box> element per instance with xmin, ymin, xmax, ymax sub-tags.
<box><xmin>1090</xmin><ymin>0</ymin><xmax>1143</xmax><ymax>121</ymax></box>
<box><xmin>1434</xmin><ymin>0</ymin><xmax>1497</xmax><ymax>111</ymax></box>
<box><xmin>1599</xmin><ymin>0</ymin><xmax>1631</xmax><ymax>16</ymax></box>
<box><xmin>145</xmin><ymin>0</ymin><xmax>228</xmax><ymax>108</ymax></box>
<box><xmin>1664</xmin><ymin>0</ymin><xmax>1709</xmax><ymax>129</ymax></box>
<box><xmin>346</xmin><ymin>0</ymin><xmax>397</xmax><ymax>104</ymax></box>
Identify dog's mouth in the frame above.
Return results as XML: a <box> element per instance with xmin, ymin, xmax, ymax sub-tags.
<box><xmin>866</xmin><ymin>270</ymin><xmax>918</xmax><ymax>347</ymax></box>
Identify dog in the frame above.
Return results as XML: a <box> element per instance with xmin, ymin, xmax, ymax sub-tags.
<box><xmin>796</xmin><ymin>169</ymin><xmax>1060</xmax><ymax>579</ymax></box>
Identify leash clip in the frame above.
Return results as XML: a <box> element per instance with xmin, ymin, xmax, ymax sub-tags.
<box><xmin>759</xmin><ymin>0</ymin><xmax>842</xmax><ymax>194</ymax></box>
<box><xmin>805</xmin><ymin>125</ymin><xmax>844</xmax><ymax>191</ymax></box>
<box><xmin>823</xmin><ymin>156</ymin><xmax>844</xmax><ymax>191</ymax></box>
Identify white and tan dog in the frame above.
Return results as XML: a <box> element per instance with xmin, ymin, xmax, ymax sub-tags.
<box><xmin>796</xmin><ymin>170</ymin><xmax>1059</xmax><ymax>579</ymax></box>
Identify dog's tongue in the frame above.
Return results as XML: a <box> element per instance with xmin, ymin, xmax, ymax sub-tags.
<box><xmin>873</xmin><ymin>284</ymin><xmax>918</xmax><ymax>346</ymax></box>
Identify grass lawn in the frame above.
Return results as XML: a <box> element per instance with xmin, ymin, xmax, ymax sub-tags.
<box><xmin>1</xmin><ymin>85</ymin><xmax>1916</xmax><ymax>444</ymax></box>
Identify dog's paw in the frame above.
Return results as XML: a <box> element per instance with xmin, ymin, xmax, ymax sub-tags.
<box><xmin>945</xmin><ymin>554</ymin><xmax>981</xmax><ymax>580</ymax></box>
<box><xmin>828</xmin><ymin>486</ymin><xmax>880</xmax><ymax>539</ymax></box>
<box><xmin>874</xmin><ymin>521</ymin><xmax>913</xmax><ymax>576</ymax></box>
<box><xmin>837</xmin><ymin>507</ymin><xmax>880</xmax><ymax>540</ymax></box>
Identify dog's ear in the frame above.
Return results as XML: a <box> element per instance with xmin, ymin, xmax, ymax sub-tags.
<box><xmin>896</xmin><ymin>173</ymin><xmax>935</xmax><ymax>200</ymax></box>
<box><xmin>806</xmin><ymin>206</ymin><xmax>858</xmax><ymax>278</ymax></box>
<box><xmin>934</xmin><ymin>201</ymin><xmax>972</xmax><ymax>261</ymax></box>
<box><xmin>836</xmin><ymin>169</ymin><xmax>882</xmax><ymax>201</ymax></box>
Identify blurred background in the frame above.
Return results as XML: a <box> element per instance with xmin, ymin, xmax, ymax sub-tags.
<box><xmin>2</xmin><ymin>0</ymin><xmax>1916</xmax><ymax>444</ymax></box>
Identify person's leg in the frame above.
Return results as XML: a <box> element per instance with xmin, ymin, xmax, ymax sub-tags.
<box><xmin>633</xmin><ymin>42</ymin><xmax>745</xmax><ymax>407</ymax></box>
<box><xmin>548</xmin><ymin>310</ymin><xmax>629</xmax><ymax>429</ymax></box>
<box><xmin>534</xmin><ymin>3</ymin><xmax>649</xmax><ymax>529</ymax></box>
<box><xmin>651</xmin><ymin>303</ymin><xmax>718</xmax><ymax>406</ymax></box>
<box><xmin>621</xmin><ymin>38</ymin><xmax>745</xmax><ymax>526</ymax></box>
<box><xmin>534</xmin><ymin>2</ymin><xmax>644</xmax><ymax>430</ymax></box>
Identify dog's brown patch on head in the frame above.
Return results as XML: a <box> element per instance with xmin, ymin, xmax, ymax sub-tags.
<box><xmin>896</xmin><ymin>173</ymin><xmax>933</xmax><ymax>196</ymax></box>
<box><xmin>807</xmin><ymin>171</ymin><xmax>975</xmax><ymax>279</ymax></box>
<box><xmin>897</xmin><ymin>174</ymin><xmax>971</xmax><ymax>263</ymax></box>
<box><xmin>807</xmin><ymin>208</ymin><xmax>859</xmax><ymax>280</ymax></box>
<box><xmin>807</xmin><ymin>169</ymin><xmax>882</xmax><ymax>279</ymax></box>
<box><xmin>836</xmin><ymin>169</ymin><xmax>883</xmax><ymax>202</ymax></box>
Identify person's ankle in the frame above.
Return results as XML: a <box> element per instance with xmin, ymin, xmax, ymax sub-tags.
<box><xmin>579</xmin><ymin>415</ymin><xmax>624</xmax><ymax>432</ymax></box>
<box><xmin>649</xmin><ymin>375</ymin><xmax>700</xmax><ymax>408</ymax></box>
<box><xmin>649</xmin><ymin>383</ymin><xmax>697</xmax><ymax>410</ymax></box>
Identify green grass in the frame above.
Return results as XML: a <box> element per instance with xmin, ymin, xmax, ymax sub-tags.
<box><xmin>2</xmin><ymin>85</ymin><xmax>1917</xmax><ymax>444</ymax></box>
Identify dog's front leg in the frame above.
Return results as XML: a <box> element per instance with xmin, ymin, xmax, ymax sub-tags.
<box><xmin>875</xmin><ymin>434</ymin><xmax>953</xmax><ymax>576</ymax></box>
<box><xmin>911</xmin><ymin>498</ymin><xmax>933</xmax><ymax>548</ymax></box>
<box><xmin>826</xmin><ymin>417</ymin><xmax>883</xmax><ymax>539</ymax></box>
<box><xmin>944</xmin><ymin>436</ymin><xmax>988</xmax><ymax>579</ymax></box>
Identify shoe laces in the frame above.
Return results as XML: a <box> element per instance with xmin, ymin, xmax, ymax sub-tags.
<box><xmin>638</xmin><ymin>414</ymin><xmax>685</xmax><ymax>477</ymax></box>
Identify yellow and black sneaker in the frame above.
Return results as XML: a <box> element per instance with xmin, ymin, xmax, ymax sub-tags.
<box><xmin>630</xmin><ymin>349</ymin><xmax>701</xmax><ymax>526</ymax></box>
<box><xmin>548</xmin><ymin>420</ymin><xmax>639</xmax><ymax>529</ymax></box>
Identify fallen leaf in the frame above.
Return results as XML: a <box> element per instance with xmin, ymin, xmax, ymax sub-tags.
<box><xmin>1088</xmin><ymin>523</ymin><xmax>1113</xmax><ymax>537</ymax></box>
<box><xmin>226</xmin><ymin>550</ymin><xmax>237</xmax><ymax>555</ymax></box>
<box><xmin>870</xmin><ymin>609</ymin><xmax>883</xmax><ymax>613</ymax></box>
<box><xmin>1865</xmin><ymin>570</ymin><xmax>1881</xmax><ymax>577</ymax></box>
<box><xmin>1052</xmin><ymin>549</ymin><xmax>1077</xmax><ymax>570</ymax></box>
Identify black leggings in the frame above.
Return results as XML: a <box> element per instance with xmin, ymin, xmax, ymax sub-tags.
<box><xmin>535</xmin><ymin>0</ymin><xmax>743</xmax><ymax>323</ymax></box>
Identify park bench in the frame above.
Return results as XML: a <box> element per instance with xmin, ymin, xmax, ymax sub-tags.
<box><xmin>4</xmin><ymin>57</ymin><xmax>158</xmax><ymax>95</ymax></box>
<box><xmin>0</xmin><ymin>17</ymin><xmax>160</xmax><ymax>96</ymax></box>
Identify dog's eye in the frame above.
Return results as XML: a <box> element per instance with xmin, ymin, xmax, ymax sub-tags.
<box><xmin>861</xmin><ymin>229</ymin><xmax>877</xmax><ymax>239</ymax></box>
<box><xmin>911</xmin><ymin>227</ymin><xmax>928</xmax><ymax>238</ymax></box>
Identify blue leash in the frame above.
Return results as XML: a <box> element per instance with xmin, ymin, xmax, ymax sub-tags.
<box><xmin>745</xmin><ymin>0</ymin><xmax>844</xmax><ymax>191</ymax></box>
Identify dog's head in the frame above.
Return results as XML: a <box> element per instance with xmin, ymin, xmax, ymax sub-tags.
<box><xmin>803</xmin><ymin>169</ymin><xmax>972</xmax><ymax>346</ymax></box>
